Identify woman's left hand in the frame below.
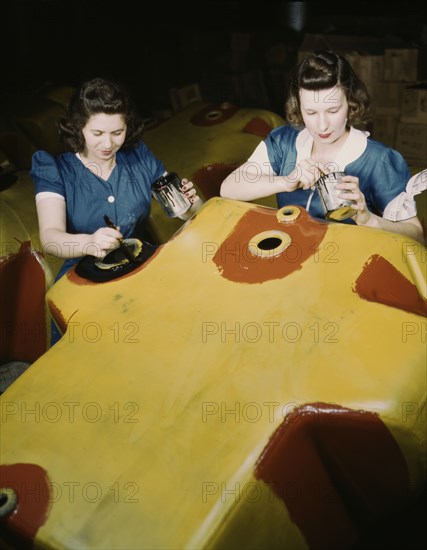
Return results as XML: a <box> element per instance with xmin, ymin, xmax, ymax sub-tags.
<box><xmin>335</xmin><ymin>175</ymin><xmax>371</xmax><ymax>225</ymax></box>
<box><xmin>178</xmin><ymin>178</ymin><xmax>204</xmax><ymax>220</ymax></box>
<box><xmin>181</xmin><ymin>178</ymin><xmax>201</xmax><ymax>204</ymax></box>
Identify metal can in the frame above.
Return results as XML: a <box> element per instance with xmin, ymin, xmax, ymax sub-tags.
<box><xmin>315</xmin><ymin>171</ymin><xmax>356</xmax><ymax>222</ymax></box>
<box><xmin>151</xmin><ymin>172</ymin><xmax>192</xmax><ymax>218</ymax></box>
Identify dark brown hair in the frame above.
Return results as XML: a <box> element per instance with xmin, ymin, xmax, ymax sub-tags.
<box><xmin>285</xmin><ymin>50</ymin><xmax>372</xmax><ymax>129</ymax></box>
<box><xmin>58</xmin><ymin>77</ymin><xmax>144</xmax><ymax>152</ymax></box>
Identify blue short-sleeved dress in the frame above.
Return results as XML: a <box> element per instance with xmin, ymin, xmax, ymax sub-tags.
<box><xmin>247</xmin><ymin>125</ymin><xmax>411</xmax><ymax>223</ymax></box>
<box><xmin>30</xmin><ymin>141</ymin><xmax>166</xmax><ymax>278</ymax></box>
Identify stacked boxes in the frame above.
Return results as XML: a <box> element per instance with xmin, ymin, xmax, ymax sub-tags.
<box><xmin>377</xmin><ymin>49</ymin><xmax>427</xmax><ymax>171</ymax></box>
<box><xmin>370</xmin><ymin>80</ymin><xmax>404</xmax><ymax>147</ymax></box>
<box><xmin>395</xmin><ymin>84</ymin><xmax>427</xmax><ymax>170</ymax></box>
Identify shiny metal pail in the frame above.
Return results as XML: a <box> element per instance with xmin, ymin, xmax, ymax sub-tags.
<box><xmin>315</xmin><ymin>171</ymin><xmax>356</xmax><ymax>221</ymax></box>
<box><xmin>151</xmin><ymin>172</ymin><xmax>191</xmax><ymax>218</ymax></box>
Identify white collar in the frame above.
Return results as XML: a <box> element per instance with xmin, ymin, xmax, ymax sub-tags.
<box><xmin>295</xmin><ymin>127</ymin><xmax>369</xmax><ymax>171</ymax></box>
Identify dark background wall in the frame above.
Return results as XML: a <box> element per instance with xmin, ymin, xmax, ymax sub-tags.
<box><xmin>2</xmin><ymin>1</ymin><xmax>427</xmax><ymax>117</ymax></box>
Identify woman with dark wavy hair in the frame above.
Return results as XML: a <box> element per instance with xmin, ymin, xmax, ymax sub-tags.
<box><xmin>221</xmin><ymin>51</ymin><xmax>423</xmax><ymax>242</ymax></box>
<box><xmin>31</xmin><ymin>77</ymin><xmax>202</xmax><ymax>263</ymax></box>
<box><xmin>30</xmin><ymin>77</ymin><xmax>203</xmax><ymax>343</ymax></box>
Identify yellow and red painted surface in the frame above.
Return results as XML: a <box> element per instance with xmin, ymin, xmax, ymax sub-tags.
<box><xmin>0</xmin><ymin>198</ymin><xmax>425</xmax><ymax>549</ymax></box>
<box><xmin>143</xmin><ymin>101</ymin><xmax>285</xmax><ymax>242</ymax></box>
<box><xmin>0</xmin><ymin>174</ymin><xmax>61</xmax><ymax>363</ymax></box>
<box><xmin>0</xmin><ymin>101</ymin><xmax>285</xmax><ymax>362</ymax></box>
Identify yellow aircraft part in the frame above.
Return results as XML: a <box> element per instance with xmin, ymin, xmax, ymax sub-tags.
<box><xmin>0</xmin><ymin>173</ymin><xmax>61</xmax><ymax>362</ymax></box>
<box><xmin>0</xmin><ymin>103</ymin><xmax>285</xmax><ymax>362</ymax></box>
<box><xmin>0</xmin><ymin>198</ymin><xmax>426</xmax><ymax>549</ymax></box>
<box><xmin>144</xmin><ymin>101</ymin><xmax>284</xmax><ymax>184</ymax></box>
<box><xmin>143</xmin><ymin>101</ymin><xmax>285</xmax><ymax>243</ymax></box>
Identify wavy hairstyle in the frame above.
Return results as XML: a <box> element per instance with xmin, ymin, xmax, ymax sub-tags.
<box><xmin>285</xmin><ymin>50</ymin><xmax>372</xmax><ymax>130</ymax></box>
<box><xmin>58</xmin><ymin>77</ymin><xmax>145</xmax><ymax>152</ymax></box>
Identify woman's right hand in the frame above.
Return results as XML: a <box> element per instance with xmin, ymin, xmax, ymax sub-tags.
<box><xmin>283</xmin><ymin>159</ymin><xmax>327</xmax><ymax>192</ymax></box>
<box><xmin>88</xmin><ymin>227</ymin><xmax>123</xmax><ymax>258</ymax></box>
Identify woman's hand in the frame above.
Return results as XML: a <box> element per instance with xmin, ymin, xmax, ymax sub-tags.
<box><xmin>335</xmin><ymin>175</ymin><xmax>424</xmax><ymax>242</ymax></box>
<box><xmin>179</xmin><ymin>178</ymin><xmax>204</xmax><ymax>220</ymax></box>
<box><xmin>335</xmin><ymin>175</ymin><xmax>371</xmax><ymax>225</ymax></box>
<box><xmin>181</xmin><ymin>178</ymin><xmax>201</xmax><ymax>204</ymax></box>
<box><xmin>284</xmin><ymin>159</ymin><xmax>327</xmax><ymax>192</ymax></box>
<box><xmin>88</xmin><ymin>227</ymin><xmax>123</xmax><ymax>258</ymax></box>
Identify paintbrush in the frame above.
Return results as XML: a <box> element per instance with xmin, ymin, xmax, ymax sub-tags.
<box><xmin>103</xmin><ymin>214</ymin><xmax>136</xmax><ymax>263</ymax></box>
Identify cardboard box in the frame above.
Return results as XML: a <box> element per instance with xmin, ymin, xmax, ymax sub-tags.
<box><xmin>395</xmin><ymin>122</ymin><xmax>427</xmax><ymax>161</ymax></box>
<box><xmin>407</xmin><ymin>158</ymin><xmax>427</xmax><ymax>176</ymax></box>
<box><xmin>371</xmin><ymin>81</ymin><xmax>405</xmax><ymax>116</ymax></box>
<box><xmin>349</xmin><ymin>54</ymin><xmax>384</xmax><ymax>94</ymax></box>
<box><xmin>400</xmin><ymin>85</ymin><xmax>427</xmax><ymax>124</ymax></box>
<box><xmin>169</xmin><ymin>84</ymin><xmax>202</xmax><ymax>113</ymax></box>
<box><xmin>371</xmin><ymin>115</ymin><xmax>399</xmax><ymax>148</ymax></box>
<box><xmin>384</xmin><ymin>49</ymin><xmax>418</xmax><ymax>82</ymax></box>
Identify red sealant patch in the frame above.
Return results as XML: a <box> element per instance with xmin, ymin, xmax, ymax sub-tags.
<box><xmin>255</xmin><ymin>403</ymin><xmax>411</xmax><ymax>550</ymax></box>
<box><xmin>353</xmin><ymin>254</ymin><xmax>427</xmax><ymax>317</ymax></box>
<box><xmin>213</xmin><ymin>206</ymin><xmax>328</xmax><ymax>284</ymax></box>
<box><xmin>0</xmin><ymin>463</ymin><xmax>52</xmax><ymax>549</ymax></box>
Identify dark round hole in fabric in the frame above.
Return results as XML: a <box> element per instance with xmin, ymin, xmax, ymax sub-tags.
<box><xmin>257</xmin><ymin>237</ymin><xmax>283</xmax><ymax>250</ymax></box>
